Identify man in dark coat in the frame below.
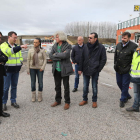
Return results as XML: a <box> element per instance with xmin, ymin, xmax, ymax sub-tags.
<box><xmin>49</xmin><ymin>31</ymin><xmax>73</xmax><ymax>110</ymax></box>
<box><xmin>114</xmin><ymin>32</ymin><xmax>138</xmax><ymax>108</ymax></box>
<box><xmin>0</xmin><ymin>32</ymin><xmax>10</xmax><ymax>123</ymax></box>
<box><xmin>78</xmin><ymin>32</ymin><xmax>107</xmax><ymax>108</ymax></box>
<box><xmin>71</xmin><ymin>36</ymin><xmax>85</xmax><ymax>92</ymax></box>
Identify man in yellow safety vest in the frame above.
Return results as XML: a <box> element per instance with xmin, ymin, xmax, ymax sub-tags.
<box><xmin>0</xmin><ymin>31</ymin><xmax>27</xmax><ymax>112</ymax></box>
<box><xmin>126</xmin><ymin>38</ymin><xmax>140</xmax><ymax>112</ymax></box>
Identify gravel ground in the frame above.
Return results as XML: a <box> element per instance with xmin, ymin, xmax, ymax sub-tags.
<box><xmin>0</xmin><ymin>53</ymin><xmax>140</xmax><ymax>140</ymax></box>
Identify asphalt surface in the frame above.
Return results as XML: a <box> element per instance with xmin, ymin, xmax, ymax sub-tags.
<box><xmin>0</xmin><ymin>53</ymin><xmax>140</xmax><ymax>140</ymax></box>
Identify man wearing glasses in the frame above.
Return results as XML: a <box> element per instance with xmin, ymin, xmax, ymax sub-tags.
<box><xmin>1</xmin><ymin>31</ymin><xmax>27</xmax><ymax>111</ymax></box>
<box><xmin>78</xmin><ymin>32</ymin><xmax>106</xmax><ymax>108</ymax></box>
<box><xmin>0</xmin><ymin>32</ymin><xmax>27</xmax><ymax>123</ymax></box>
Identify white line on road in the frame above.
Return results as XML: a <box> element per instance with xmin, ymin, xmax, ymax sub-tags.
<box><xmin>101</xmin><ymin>82</ymin><xmax>113</xmax><ymax>87</ymax></box>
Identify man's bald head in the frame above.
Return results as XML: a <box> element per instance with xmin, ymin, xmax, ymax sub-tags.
<box><xmin>77</xmin><ymin>36</ymin><xmax>84</xmax><ymax>46</ymax></box>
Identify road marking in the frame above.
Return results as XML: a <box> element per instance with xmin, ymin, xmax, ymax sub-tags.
<box><xmin>101</xmin><ymin>83</ymin><xmax>113</xmax><ymax>87</ymax></box>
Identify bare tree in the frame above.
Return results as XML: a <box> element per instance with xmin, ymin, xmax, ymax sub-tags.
<box><xmin>65</xmin><ymin>21</ymin><xmax>116</xmax><ymax>39</ymax></box>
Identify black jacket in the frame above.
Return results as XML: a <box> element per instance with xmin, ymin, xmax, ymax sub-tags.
<box><xmin>79</xmin><ymin>42</ymin><xmax>107</xmax><ymax>76</ymax></box>
<box><xmin>0</xmin><ymin>50</ymin><xmax>8</xmax><ymax>79</ymax></box>
<box><xmin>71</xmin><ymin>44</ymin><xmax>85</xmax><ymax>64</ymax></box>
<box><xmin>49</xmin><ymin>41</ymin><xmax>73</xmax><ymax>77</ymax></box>
<box><xmin>114</xmin><ymin>41</ymin><xmax>138</xmax><ymax>74</ymax></box>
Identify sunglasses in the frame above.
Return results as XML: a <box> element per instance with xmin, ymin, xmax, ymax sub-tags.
<box><xmin>88</xmin><ymin>37</ymin><xmax>93</xmax><ymax>39</ymax></box>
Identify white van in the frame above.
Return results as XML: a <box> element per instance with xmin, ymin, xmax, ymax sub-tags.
<box><xmin>41</xmin><ymin>39</ymin><xmax>56</xmax><ymax>63</ymax></box>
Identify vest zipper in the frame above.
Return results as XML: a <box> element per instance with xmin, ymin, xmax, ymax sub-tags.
<box><xmin>136</xmin><ymin>62</ymin><xmax>140</xmax><ymax>70</ymax></box>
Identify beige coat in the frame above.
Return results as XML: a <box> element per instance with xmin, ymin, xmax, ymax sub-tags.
<box><xmin>27</xmin><ymin>48</ymin><xmax>47</xmax><ymax>73</ymax></box>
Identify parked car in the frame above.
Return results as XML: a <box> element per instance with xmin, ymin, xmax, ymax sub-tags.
<box><xmin>41</xmin><ymin>39</ymin><xmax>55</xmax><ymax>63</ymax></box>
<box><xmin>107</xmin><ymin>46</ymin><xmax>116</xmax><ymax>53</ymax></box>
<box><xmin>103</xmin><ymin>44</ymin><xmax>110</xmax><ymax>50</ymax></box>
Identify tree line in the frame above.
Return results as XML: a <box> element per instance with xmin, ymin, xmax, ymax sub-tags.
<box><xmin>65</xmin><ymin>21</ymin><xmax>117</xmax><ymax>39</ymax></box>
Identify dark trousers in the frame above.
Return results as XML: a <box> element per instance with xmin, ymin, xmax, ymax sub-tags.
<box><xmin>74</xmin><ymin>64</ymin><xmax>79</xmax><ymax>89</ymax></box>
<box><xmin>0</xmin><ymin>77</ymin><xmax>3</xmax><ymax>114</ymax></box>
<box><xmin>54</xmin><ymin>70</ymin><xmax>70</xmax><ymax>104</ymax></box>
<box><xmin>116</xmin><ymin>72</ymin><xmax>131</xmax><ymax>102</ymax></box>
<box><xmin>83</xmin><ymin>72</ymin><xmax>99</xmax><ymax>102</ymax></box>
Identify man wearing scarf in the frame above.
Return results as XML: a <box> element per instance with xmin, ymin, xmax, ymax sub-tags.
<box><xmin>78</xmin><ymin>32</ymin><xmax>107</xmax><ymax>108</ymax></box>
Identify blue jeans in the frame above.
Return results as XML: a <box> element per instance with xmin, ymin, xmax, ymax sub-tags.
<box><xmin>74</xmin><ymin>64</ymin><xmax>79</xmax><ymax>89</ymax></box>
<box><xmin>30</xmin><ymin>69</ymin><xmax>44</xmax><ymax>92</ymax></box>
<box><xmin>83</xmin><ymin>72</ymin><xmax>99</xmax><ymax>102</ymax></box>
<box><xmin>116</xmin><ymin>72</ymin><xmax>131</xmax><ymax>102</ymax></box>
<box><xmin>3</xmin><ymin>72</ymin><xmax>19</xmax><ymax>104</ymax></box>
<box><xmin>132</xmin><ymin>83</ymin><xmax>140</xmax><ymax>109</ymax></box>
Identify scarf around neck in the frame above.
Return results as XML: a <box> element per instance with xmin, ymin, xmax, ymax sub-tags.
<box><xmin>32</xmin><ymin>46</ymin><xmax>40</xmax><ymax>67</ymax></box>
<box><xmin>87</xmin><ymin>40</ymin><xmax>99</xmax><ymax>54</ymax></box>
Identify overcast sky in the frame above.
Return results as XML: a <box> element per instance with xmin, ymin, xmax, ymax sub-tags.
<box><xmin>0</xmin><ymin>0</ymin><xmax>140</xmax><ymax>35</ymax></box>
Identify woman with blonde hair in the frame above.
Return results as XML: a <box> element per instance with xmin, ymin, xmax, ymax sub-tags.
<box><xmin>27</xmin><ymin>38</ymin><xmax>46</xmax><ymax>102</ymax></box>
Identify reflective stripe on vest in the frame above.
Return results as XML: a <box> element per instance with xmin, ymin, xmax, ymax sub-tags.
<box><xmin>8</xmin><ymin>56</ymin><xmax>20</xmax><ymax>60</ymax></box>
<box><xmin>130</xmin><ymin>74</ymin><xmax>140</xmax><ymax>77</ymax></box>
<box><xmin>5</xmin><ymin>63</ymin><xmax>22</xmax><ymax>66</ymax></box>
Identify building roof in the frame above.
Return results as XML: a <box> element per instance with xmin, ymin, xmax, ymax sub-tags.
<box><xmin>125</xmin><ymin>30</ymin><xmax>140</xmax><ymax>33</ymax></box>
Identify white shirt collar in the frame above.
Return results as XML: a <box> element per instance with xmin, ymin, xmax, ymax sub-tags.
<box><xmin>8</xmin><ymin>42</ymin><xmax>15</xmax><ymax>48</ymax></box>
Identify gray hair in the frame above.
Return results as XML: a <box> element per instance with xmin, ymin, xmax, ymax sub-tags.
<box><xmin>54</xmin><ymin>31</ymin><xmax>67</xmax><ymax>41</ymax></box>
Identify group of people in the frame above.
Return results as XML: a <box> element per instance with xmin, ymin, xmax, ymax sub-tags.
<box><xmin>0</xmin><ymin>30</ymin><xmax>140</xmax><ymax>124</ymax></box>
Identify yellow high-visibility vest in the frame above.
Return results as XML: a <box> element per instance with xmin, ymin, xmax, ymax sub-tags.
<box><xmin>0</xmin><ymin>42</ymin><xmax>23</xmax><ymax>66</ymax></box>
<box><xmin>130</xmin><ymin>51</ymin><xmax>140</xmax><ymax>78</ymax></box>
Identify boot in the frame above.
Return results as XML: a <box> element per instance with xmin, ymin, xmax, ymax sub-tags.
<box><xmin>32</xmin><ymin>91</ymin><xmax>36</xmax><ymax>102</ymax></box>
<box><xmin>38</xmin><ymin>91</ymin><xmax>42</xmax><ymax>102</ymax></box>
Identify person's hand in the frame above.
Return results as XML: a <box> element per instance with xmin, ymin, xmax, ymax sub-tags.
<box><xmin>21</xmin><ymin>44</ymin><xmax>28</xmax><ymax>49</ymax></box>
<box><xmin>53</xmin><ymin>53</ymin><xmax>56</xmax><ymax>55</ymax></box>
<box><xmin>75</xmin><ymin>63</ymin><xmax>77</xmax><ymax>65</ymax></box>
<box><xmin>63</xmin><ymin>51</ymin><xmax>66</xmax><ymax>53</ymax></box>
<box><xmin>78</xmin><ymin>71</ymin><xmax>82</xmax><ymax>75</ymax></box>
<box><xmin>40</xmin><ymin>69</ymin><xmax>43</xmax><ymax>72</ymax></box>
<box><xmin>27</xmin><ymin>72</ymin><xmax>30</xmax><ymax>75</ymax></box>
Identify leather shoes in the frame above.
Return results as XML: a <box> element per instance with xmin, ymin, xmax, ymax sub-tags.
<box><xmin>126</xmin><ymin>107</ymin><xmax>139</xmax><ymax>112</ymax></box>
<box><xmin>3</xmin><ymin>104</ymin><xmax>7</xmax><ymax>111</ymax></box>
<box><xmin>11</xmin><ymin>103</ymin><xmax>20</xmax><ymax>108</ymax></box>
<box><xmin>120</xmin><ymin>101</ymin><xmax>125</xmax><ymax>108</ymax></box>
<box><xmin>0</xmin><ymin>112</ymin><xmax>10</xmax><ymax>117</ymax></box>
<box><xmin>79</xmin><ymin>101</ymin><xmax>88</xmax><ymax>106</ymax></box>
<box><xmin>64</xmin><ymin>103</ymin><xmax>70</xmax><ymax>110</ymax></box>
<box><xmin>72</xmin><ymin>88</ymin><xmax>77</xmax><ymax>92</ymax></box>
<box><xmin>51</xmin><ymin>102</ymin><xmax>61</xmax><ymax>107</ymax></box>
<box><xmin>92</xmin><ymin>102</ymin><xmax>97</xmax><ymax>108</ymax></box>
